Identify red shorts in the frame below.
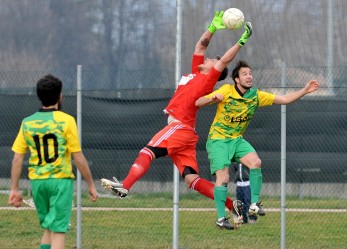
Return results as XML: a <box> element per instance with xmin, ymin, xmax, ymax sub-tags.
<box><xmin>148</xmin><ymin>122</ymin><xmax>199</xmax><ymax>174</ymax></box>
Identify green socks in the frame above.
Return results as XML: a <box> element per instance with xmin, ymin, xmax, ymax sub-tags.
<box><xmin>250</xmin><ymin>168</ymin><xmax>263</xmax><ymax>203</ymax></box>
<box><xmin>214</xmin><ymin>186</ymin><xmax>228</xmax><ymax>219</ymax></box>
<box><xmin>40</xmin><ymin>244</ymin><xmax>51</xmax><ymax>249</ymax></box>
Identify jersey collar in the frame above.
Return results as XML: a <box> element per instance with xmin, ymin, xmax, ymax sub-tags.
<box><xmin>234</xmin><ymin>84</ymin><xmax>245</xmax><ymax>97</ymax></box>
<box><xmin>39</xmin><ymin>108</ymin><xmax>58</xmax><ymax>112</ymax></box>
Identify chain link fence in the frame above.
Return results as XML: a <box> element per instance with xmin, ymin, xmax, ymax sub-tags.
<box><xmin>0</xmin><ymin>66</ymin><xmax>346</xmax><ymax>248</ymax></box>
<box><xmin>1</xmin><ymin>0</ymin><xmax>347</xmax><ymax>248</ymax></box>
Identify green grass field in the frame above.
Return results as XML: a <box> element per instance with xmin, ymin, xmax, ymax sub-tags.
<box><xmin>1</xmin><ymin>193</ymin><xmax>347</xmax><ymax>249</ymax></box>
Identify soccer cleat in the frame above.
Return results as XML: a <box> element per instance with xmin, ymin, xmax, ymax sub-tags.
<box><xmin>231</xmin><ymin>200</ymin><xmax>244</xmax><ymax>228</ymax></box>
<box><xmin>216</xmin><ymin>217</ymin><xmax>234</xmax><ymax>230</ymax></box>
<box><xmin>101</xmin><ymin>177</ymin><xmax>128</xmax><ymax>198</ymax></box>
<box><xmin>249</xmin><ymin>201</ymin><xmax>266</xmax><ymax>216</ymax></box>
<box><xmin>248</xmin><ymin>214</ymin><xmax>258</xmax><ymax>224</ymax></box>
<box><xmin>23</xmin><ymin>198</ymin><xmax>36</xmax><ymax>208</ymax></box>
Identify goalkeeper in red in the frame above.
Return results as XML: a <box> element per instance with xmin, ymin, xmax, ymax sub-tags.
<box><xmin>195</xmin><ymin>60</ymin><xmax>319</xmax><ymax>223</ymax></box>
<box><xmin>101</xmin><ymin>11</ymin><xmax>252</xmax><ymax>230</ymax></box>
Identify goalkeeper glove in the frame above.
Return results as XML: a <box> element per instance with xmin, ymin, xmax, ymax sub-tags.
<box><xmin>237</xmin><ymin>22</ymin><xmax>252</xmax><ymax>47</ymax></box>
<box><xmin>208</xmin><ymin>11</ymin><xmax>226</xmax><ymax>33</ymax></box>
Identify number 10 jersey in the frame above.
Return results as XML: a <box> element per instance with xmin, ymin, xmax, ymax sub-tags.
<box><xmin>12</xmin><ymin>109</ymin><xmax>81</xmax><ymax>180</ymax></box>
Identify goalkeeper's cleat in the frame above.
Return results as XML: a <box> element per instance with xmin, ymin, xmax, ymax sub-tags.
<box><xmin>249</xmin><ymin>201</ymin><xmax>266</xmax><ymax>216</ymax></box>
<box><xmin>23</xmin><ymin>198</ymin><xmax>36</xmax><ymax>208</ymax></box>
<box><xmin>237</xmin><ymin>22</ymin><xmax>252</xmax><ymax>47</ymax></box>
<box><xmin>231</xmin><ymin>200</ymin><xmax>244</xmax><ymax>228</ymax></box>
<box><xmin>101</xmin><ymin>177</ymin><xmax>128</xmax><ymax>198</ymax></box>
<box><xmin>216</xmin><ymin>217</ymin><xmax>234</xmax><ymax>230</ymax></box>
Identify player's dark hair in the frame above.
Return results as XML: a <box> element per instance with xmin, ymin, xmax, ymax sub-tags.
<box><xmin>36</xmin><ymin>74</ymin><xmax>62</xmax><ymax>107</ymax></box>
<box><xmin>231</xmin><ymin>60</ymin><xmax>251</xmax><ymax>83</ymax></box>
<box><xmin>216</xmin><ymin>55</ymin><xmax>229</xmax><ymax>82</ymax></box>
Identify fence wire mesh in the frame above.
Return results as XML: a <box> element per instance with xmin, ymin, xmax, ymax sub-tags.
<box><xmin>0</xmin><ymin>0</ymin><xmax>347</xmax><ymax>248</ymax></box>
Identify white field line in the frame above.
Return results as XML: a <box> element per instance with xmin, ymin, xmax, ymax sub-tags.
<box><xmin>1</xmin><ymin>207</ymin><xmax>346</xmax><ymax>212</ymax></box>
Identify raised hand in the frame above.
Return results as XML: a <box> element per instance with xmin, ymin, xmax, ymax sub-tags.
<box><xmin>305</xmin><ymin>80</ymin><xmax>320</xmax><ymax>94</ymax></box>
<box><xmin>238</xmin><ymin>22</ymin><xmax>252</xmax><ymax>46</ymax></box>
<box><xmin>208</xmin><ymin>11</ymin><xmax>226</xmax><ymax>33</ymax></box>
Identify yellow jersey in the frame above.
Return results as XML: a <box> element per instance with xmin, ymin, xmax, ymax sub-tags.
<box><xmin>12</xmin><ymin>109</ymin><xmax>81</xmax><ymax>179</ymax></box>
<box><xmin>205</xmin><ymin>84</ymin><xmax>275</xmax><ymax>140</ymax></box>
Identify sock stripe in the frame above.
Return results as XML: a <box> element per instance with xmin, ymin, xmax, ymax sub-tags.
<box><xmin>190</xmin><ymin>177</ymin><xmax>200</xmax><ymax>190</ymax></box>
<box><xmin>140</xmin><ymin>148</ymin><xmax>154</xmax><ymax>160</ymax></box>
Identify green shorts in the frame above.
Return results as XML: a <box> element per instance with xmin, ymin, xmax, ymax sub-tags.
<box><xmin>206</xmin><ymin>137</ymin><xmax>255</xmax><ymax>175</ymax></box>
<box><xmin>31</xmin><ymin>178</ymin><xmax>74</xmax><ymax>233</ymax></box>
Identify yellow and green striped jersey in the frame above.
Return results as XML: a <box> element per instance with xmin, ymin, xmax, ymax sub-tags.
<box><xmin>12</xmin><ymin>109</ymin><xmax>81</xmax><ymax>180</ymax></box>
<box><xmin>205</xmin><ymin>84</ymin><xmax>275</xmax><ymax>140</ymax></box>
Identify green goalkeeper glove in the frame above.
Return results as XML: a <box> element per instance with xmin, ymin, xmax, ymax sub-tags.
<box><xmin>208</xmin><ymin>11</ymin><xmax>226</xmax><ymax>33</ymax></box>
<box><xmin>237</xmin><ymin>22</ymin><xmax>253</xmax><ymax>47</ymax></box>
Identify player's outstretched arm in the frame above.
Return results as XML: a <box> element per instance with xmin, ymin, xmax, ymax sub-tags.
<box><xmin>273</xmin><ymin>80</ymin><xmax>320</xmax><ymax>105</ymax></box>
<box><xmin>214</xmin><ymin>22</ymin><xmax>253</xmax><ymax>72</ymax></box>
<box><xmin>195</xmin><ymin>11</ymin><xmax>226</xmax><ymax>55</ymax></box>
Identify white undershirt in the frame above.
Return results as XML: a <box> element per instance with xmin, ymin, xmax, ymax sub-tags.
<box><xmin>167</xmin><ymin>115</ymin><xmax>182</xmax><ymax>125</ymax></box>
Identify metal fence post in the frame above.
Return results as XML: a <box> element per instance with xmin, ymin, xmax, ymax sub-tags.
<box><xmin>280</xmin><ymin>61</ymin><xmax>287</xmax><ymax>249</ymax></box>
<box><xmin>173</xmin><ymin>1</ymin><xmax>182</xmax><ymax>248</ymax></box>
<box><xmin>76</xmin><ymin>65</ymin><xmax>82</xmax><ymax>249</ymax></box>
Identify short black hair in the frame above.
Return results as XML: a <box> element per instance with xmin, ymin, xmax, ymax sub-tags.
<box><xmin>36</xmin><ymin>74</ymin><xmax>62</xmax><ymax>107</ymax></box>
<box><xmin>216</xmin><ymin>55</ymin><xmax>229</xmax><ymax>82</ymax></box>
<box><xmin>231</xmin><ymin>60</ymin><xmax>251</xmax><ymax>83</ymax></box>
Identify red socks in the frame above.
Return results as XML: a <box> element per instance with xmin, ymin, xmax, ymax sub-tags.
<box><xmin>123</xmin><ymin>151</ymin><xmax>234</xmax><ymax>212</ymax></box>
<box><xmin>122</xmin><ymin>148</ymin><xmax>153</xmax><ymax>190</ymax></box>
<box><xmin>189</xmin><ymin>177</ymin><xmax>234</xmax><ymax>210</ymax></box>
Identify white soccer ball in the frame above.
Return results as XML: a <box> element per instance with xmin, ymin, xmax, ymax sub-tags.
<box><xmin>222</xmin><ymin>8</ymin><xmax>245</xmax><ymax>30</ymax></box>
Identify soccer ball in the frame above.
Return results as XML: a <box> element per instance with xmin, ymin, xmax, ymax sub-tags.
<box><xmin>222</xmin><ymin>8</ymin><xmax>245</xmax><ymax>30</ymax></box>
